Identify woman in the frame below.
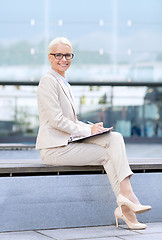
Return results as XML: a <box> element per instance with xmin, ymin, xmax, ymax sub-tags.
<box><xmin>36</xmin><ymin>37</ymin><xmax>151</xmax><ymax>229</ymax></box>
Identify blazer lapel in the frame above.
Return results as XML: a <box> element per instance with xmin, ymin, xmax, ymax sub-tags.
<box><xmin>48</xmin><ymin>69</ymin><xmax>76</xmax><ymax>115</ymax></box>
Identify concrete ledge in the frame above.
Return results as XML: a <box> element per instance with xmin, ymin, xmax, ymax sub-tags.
<box><xmin>0</xmin><ymin>143</ymin><xmax>35</xmax><ymax>150</ymax></box>
<box><xmin>0</xmin><ymin>158</ymin><xmax>162</xmax><ymax>176</ymax></box>
<box><xmin>0</xmin><ymin>173</ymin><xmax>161</xmax><ymax>232</ymax></box>
<box><xmin>0</xmin><ymin>148</ymin><xmax>161</xmax><ymax>232</ymax></box>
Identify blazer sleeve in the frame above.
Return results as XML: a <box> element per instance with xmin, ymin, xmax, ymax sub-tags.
<box><xmin>76</xmin><ymin>119</ymin><xmax>92</xmax><ymax>128</ymax></box>
<box><xmin>38</xmin><ymin>76</ymin><xmax>91</xmax><ymax>137</ymax></box>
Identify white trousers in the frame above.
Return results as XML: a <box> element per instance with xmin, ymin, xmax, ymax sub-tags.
<box><xmin>40</xmin><ymin>131</ymin><xmax>133</xmax><ymax>197</ymax></box>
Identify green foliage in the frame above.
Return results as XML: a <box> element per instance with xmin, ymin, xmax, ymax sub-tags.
<box><xmin>0</xmin><ymin>40</ymin><xmax>45</xmax><ymax>65</ymax></box>
<box><xmin>0</xmin><ymin>41</ymin><xmax>110</xmax><ymax>65</ymax></box>
<box><xmin>73</xmin><ymin>45</ymin><xmax>110</xmax><ymax>64</ymax></box>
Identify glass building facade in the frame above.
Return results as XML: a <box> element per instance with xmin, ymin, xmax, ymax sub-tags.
<box><xmin>0</xmin><ymin>0</ymin><xmax>162</xmax><ymax>142</ymax></box>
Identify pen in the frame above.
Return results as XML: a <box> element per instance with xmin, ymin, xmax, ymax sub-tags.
<box><xmin>87</xmin><ymin>121</ymin><xmax>94</xmax><ymax>125</ymax></box>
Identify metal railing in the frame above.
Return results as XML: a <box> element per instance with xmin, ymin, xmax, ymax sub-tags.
<box><xmin>0</xmin><ymin>80</ymin><xmax>162</xmax><ymax>143</ymax></box>
<box><xmin>1</xmin><ymin>80</ymin><xmax>162</xmax><ymax>87</ymax></box>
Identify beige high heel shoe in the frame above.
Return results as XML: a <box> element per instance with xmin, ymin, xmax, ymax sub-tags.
<box><xmin>114</xmin><ymin>207</ymin><xmax>147</xmax><ymax>229</ymax></box>
<box><xmin>117</xmin><ymin>194</ymin><xmax>152</xmax><ymax>214</ymax></box>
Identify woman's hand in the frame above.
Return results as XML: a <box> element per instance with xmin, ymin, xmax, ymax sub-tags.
<box><xmin>91</xmin><ymin>122</ymin><xmax>104</xmax><ymax>135</ymax></box>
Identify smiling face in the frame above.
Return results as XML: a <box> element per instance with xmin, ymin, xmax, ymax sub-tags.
<box><xmin>48</xmin><ymin>43</ymin><xmax>72</xmax><ymax>77</ymax></box>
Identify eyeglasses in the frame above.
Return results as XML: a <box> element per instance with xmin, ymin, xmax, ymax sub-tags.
<box><xmin>50</xmin><ymin>53</ymin><xmax>74</xmax><ymax>60</ymax></box>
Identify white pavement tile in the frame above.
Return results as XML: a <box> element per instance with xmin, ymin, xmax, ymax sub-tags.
<box><xmin>0</xmin><ymin>231</ymin><xmax>52</xmax><ymax>240</ymax></box>
<box><xmin>126</xmin><ymin>144</ymin><xmax>162</xmax><ymax>158</ymax></box>
<box><xmin>72</xmin><ymin>238</ymin><xmax>120</xmax><ymax>240</ymax></box>
<box><xmin>129</xmin><ymin>222</ymin><xmax>162</xmax><ymax>234</ymax></box>
<box><xmin>37</xmin><ymin>226</ymin><xmax>138</xmax><ymax>239</ymax></box>
<box><xmin>1</xmin><ymin>143</ymin><xmax>162</xmax><ymax>160</ymax></box>
<box><xmin>121</xmin><ymin>233</ymin><xmax>162</xmax><ymax>240</ymax></box>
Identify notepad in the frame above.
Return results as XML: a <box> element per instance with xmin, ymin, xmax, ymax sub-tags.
<box><xmin>69</xmin><ymin>127</ymin><xmax>113</xmax><ymax>143</ymax></box>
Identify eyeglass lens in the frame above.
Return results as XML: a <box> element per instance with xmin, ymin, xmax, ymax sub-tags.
<box><xmin>54</xmin><ymin>53</ymin><xmax>74</xmax><ymax>60</ymax></box>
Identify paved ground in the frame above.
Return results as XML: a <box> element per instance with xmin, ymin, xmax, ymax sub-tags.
<box><xmin>0</xmin><ymin>143</ymin><xmax>162</xmax><ymax>160</ymax></box>
<box><xmin>0</xmin><ymin>222</ymin><xmax>162</xmax><ymax>240</ymax></box>
<box><xmin>0</xmin><ymin>144</ymin><xmax>161</xmax><ymax>238</ymax></box>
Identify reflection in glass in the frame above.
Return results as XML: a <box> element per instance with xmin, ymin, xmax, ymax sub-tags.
<box><xmin>0</xmin><ymin>0</ymin><xmax>162</xmax><ymax>82</ymax></box>
<box><xmin>1</xmin><ymin>86</ymin><xmax>162</xmax><ymax>141</ymax></box>
<box><xmin>0</xmin><ymin>0</ymin><xmax>162</xmax><ymax>142</ymax></box>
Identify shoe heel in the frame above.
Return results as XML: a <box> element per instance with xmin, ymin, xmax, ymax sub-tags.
<box><xmin>119</xmin><ymin>205</ymin><xmax>122</xmax><ymax>215</ymax></box>
<box><xmin>115</xmin><ymin>217</ymin><xmax>118</xmax><ymax>227</ymax></box>
<box><xmin>114</xmin><ymin>207</ymin><xmax>147</xmax><ymax>230</ymax></box>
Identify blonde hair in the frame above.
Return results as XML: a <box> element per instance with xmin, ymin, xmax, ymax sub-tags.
<box><xmin>48</xmin><ymin>37</ymin><xmax>72</xmax><ymax>54</ymax></box>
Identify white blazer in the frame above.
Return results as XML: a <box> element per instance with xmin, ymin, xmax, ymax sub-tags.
<box><xmin>36</xmin><ymin>69</ymin><xmax>91</xmax><ymax>149</ymax></box>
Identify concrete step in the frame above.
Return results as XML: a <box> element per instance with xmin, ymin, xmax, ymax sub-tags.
<box><xmin>0</xmin><ymin>173</ymin><xmax>161</xmax><ymax>232</ymax></box>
